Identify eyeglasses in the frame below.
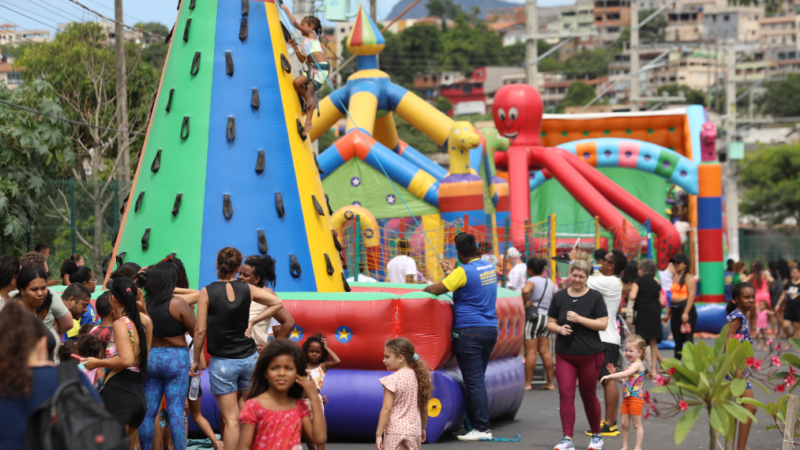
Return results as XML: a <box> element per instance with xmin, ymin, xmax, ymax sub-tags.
<box><xmin>603</xmin><ymin>257</ymin><xmax>614</xmax><ymax>265</ymax></box>
<box><xmin>45</xmin><ymin>271</ymin><xmax>51</xmax><ymax>277</ymax></box>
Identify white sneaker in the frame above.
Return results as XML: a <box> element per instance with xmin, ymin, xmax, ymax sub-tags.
<box><xmin>554</xmin><ymin>437</ymin><xmax>575</xmax><ymax>450</ymax></box>
<box><xmin>457</xmin><ymin>429</ymin><xmax>493</xmax><ymax>441</ymax></box>
<box><xmin>588</xmin><ymin>434</ymin><xmax>604</xmax><ymax>449</ymax></box>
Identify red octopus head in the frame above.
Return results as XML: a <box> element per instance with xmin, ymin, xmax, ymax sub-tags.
<box><xmin>492</xmin><ymin>84</ymin><xmax>544</xmax><ymax>146</ymax></box>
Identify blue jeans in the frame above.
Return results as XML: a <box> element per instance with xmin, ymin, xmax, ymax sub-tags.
<box><xmin>452</xmin><ymin>326</ymin><xmax>497</xmax><ymax>432</ymax></box>
<box><xmin>208</xmin><ymin>351</ymin><xmax>259</xmax><ymax>396</ymax></box>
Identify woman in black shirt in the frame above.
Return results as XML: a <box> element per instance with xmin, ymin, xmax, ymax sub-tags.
<box><xmin>546</xmin><ymin>257</ymin><xmax>609</xmax><ymax>450</ymax></box>
<box><xmin>628</xmin><ymin>259</ymin><xmax>665</xmax><ymax>378</ymax></box>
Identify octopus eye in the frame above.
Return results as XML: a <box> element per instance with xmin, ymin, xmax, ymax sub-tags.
<box><xmin>497</xmin><ymin>108</ymin><xmax>506</xmax><ymax>121</ymax></box>
<box><xmin>509</xmin><ymin>107</ymin><xmax>519</xmax><ymax>121</ymax></box>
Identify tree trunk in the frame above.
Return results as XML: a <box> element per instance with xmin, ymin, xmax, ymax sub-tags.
<box><xmin>93</xmin><ymin>173</ymin><xmax>103</xmax><ymax>276</ymax></box>
<box><xmin>710</xmin><ymin>422</ymin><xmax>718</xmax><ymax>450</ymax></box>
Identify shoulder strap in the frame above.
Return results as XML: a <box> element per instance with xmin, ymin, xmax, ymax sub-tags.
<box><xmin>57</xmin><ymin>360</ymin><xmax>80</xmax><ymax>386</ymax></box>
<box><xmin>534</xmin><ymin>279</ymin><xmax>549</xmax><ymax>309</ymax></box>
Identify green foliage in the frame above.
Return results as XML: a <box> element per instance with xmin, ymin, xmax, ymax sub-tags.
<box><xmin>739</xmin><ymin>144</ymin><xmax>800</xmax><ymax>225</ymax></box>
<box><xmin>0</xmin><ymin>81</ymin><xmax>72</xmax><ymax>255</ymax></box>
<box><xmin>651</xmin><ymin>326</ymin><xmax>758</xmax><ymax>448</ymax></box>
<box><xmin>764</xmin><ymin>73</ymin><xmax>800</xmax><ymax>117</ymax></box>
<box><xmin>0</xmin><ymin>42</ymin><xmax>37</xmax><ymax>60</ymax></box>
<box><xmin>425</xmin><ymin>0</ymin><xmax>462</xmax><ymax>32</ymax></box>
<box><xmin>564</xmin><ymin>48</ymin><xmax>611</xmax><ymax>79</ymax></box>
<box><xmin>319</xmin><ymin>129</ymin><xmax>337</xmax><ymax>151</ymax></box>
<box><xmin>379</xmin><ymin>25</ymin><xmax>443</xmax><ymax>89</ymax></box>
<box><xmin>137</xmin><ymin>22</ymin><xmax>170</xmax><ymax>69</ymax></box>
<box><xmin>439</xmin><ymin>13</ymin><xmax>508</xmax><ymax>73</ymax></box>
<box><xmin>539</xmin><ymin>57</ymin><xmax>565</xmax><ymax>73</ymax></box>
<box><xmin>435</xmin><ymin>96</ymin><xmax>452</xmax><ymax>113</ymax></box>
<box><xmin>556</xmin><ymin>81</ymin><xmax>596</xmax><ymax>113</ymax></box>
<box><xmin>656</xmin><ymin>84</ymin><xmax>706</xmax><ymax>106</ymax></box>
<box><xmin>613</xmin><ymin>9</ymin><xmax>667</xmax><ymax>51</ymax></box>
<box><xmin>395</xmin><ymin>113</ymin><xmax>443</xmax><ymax>153</ymax></box>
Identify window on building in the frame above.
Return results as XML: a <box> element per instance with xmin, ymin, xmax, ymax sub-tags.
<box><xmin>462</xmin><ymin>83</ymin><xmax>472</xmax><ymax>93</ymax></box>
<box><xmin>607</xmin><ymin>13</ymin><xmax>620</xmax><ymax>20</ymax></box>
<box><xmin>596</xmin><ymin>15</ymin><xmax>603</xmax><ymax>21</ymax></box>
<box><xmin>724</xmin><ymin>15</ymin><xmax>729</xmax><ymax>21</ymax></box>
<box><xmin>779</xmin><ymin>52</ymin><xmax>786</xmax><ymax>59</ymax></box>
<box><xmin>607</xmin><ymin>26</ymin><xmax>620</xmax><ymax>32</ymax></box>
<box><xmin>7</xmin><ymin>72</ymin><xmax>21</xmax><ymax>85</ymax></box>
<box><xmin>791</xmin><ymin>52</ymin><xmax>797</xmax><ymax>58</ymax></box>
<box><xmin>669</xmin><ymin>76</ymin><xmax>676</xmax><ymax>81</ymax></box>
<box><xmin>558</xmin><ymin>87</ymin><xmax>566</xmax><ymax>93</ymax></box>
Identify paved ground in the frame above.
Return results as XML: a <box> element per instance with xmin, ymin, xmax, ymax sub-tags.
<box><xmin>326</xmin><ymin>339</ymin><xmax>786</xmax><ymax>450</ymax></box>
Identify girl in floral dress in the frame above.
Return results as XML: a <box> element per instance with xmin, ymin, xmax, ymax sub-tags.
<box><xmin>725</xmin><ymin>282</ymin><xmax>757</xmax><ymax>450</ymax></box>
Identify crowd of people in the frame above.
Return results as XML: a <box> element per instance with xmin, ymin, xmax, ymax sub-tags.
<box><xmin>0</xmin><ymin>237</ymin><xmax>784</xmax><ymax>450</ymax></box>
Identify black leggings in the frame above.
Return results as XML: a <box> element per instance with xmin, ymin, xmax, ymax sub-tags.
<box><xmin>670</xmin><ymin>301</ymin><xmax>697</xmax><ymax>361</ymax></box>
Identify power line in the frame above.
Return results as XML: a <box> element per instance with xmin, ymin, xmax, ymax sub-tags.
<box><xmin>63</xmin><ymin>0</ymin><xmax>164</xmax><ymax>39</ymax></box>
<box><xmin>80</xmin><ymin>0</ymin><xmax>146</xmax><ymax>24</ymax></box>
<box><xmin>23</xmin><ymin>0</ymin><xmax>85</xmax><ymax>24</ymax></box>
<box><xmin>0</xmin><ymin>16</ymin><xmax>48</xmax><ymax>45</ymax></box>
<box><xmin>0</xmin><ymin>3</ymin><xmax>65</xmax><ymax>31</ymax></box>
<box><xmin>0</xmin><ymin>97</ymin><xmax>147</xmax><ymax>136</ymax></box>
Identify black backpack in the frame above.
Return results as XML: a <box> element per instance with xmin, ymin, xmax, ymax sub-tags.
<box><xmin>26</xmin><ymin>361</ymin><xmax>128</xmax><ymax>450</ymax></box>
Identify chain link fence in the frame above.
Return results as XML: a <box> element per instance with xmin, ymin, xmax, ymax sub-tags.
<box><xmin>29</xmin><ymin>179</ymin><xmax>131</xmax><ymax>279</ymax></box>
<box><xmin>739</xmin><ymin>231</ymin><xmax>800</xmax><ymax>264</ymax></box>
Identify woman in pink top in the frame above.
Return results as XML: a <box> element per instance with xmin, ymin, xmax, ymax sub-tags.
<box><xmin>376</xmin><ymin>338</ymin><xmax>433</xmax><ymax>450</ymax></box>
<box><xmin>237</xmin><ymin>340</ymin><xmax>326</xmax><ymax>450</ymax></box>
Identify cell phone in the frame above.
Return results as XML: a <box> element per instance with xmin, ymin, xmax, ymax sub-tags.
<box><xmin>574</xmin><ymin>238</ymin><xmax>580</xmax><ymax>248</ymax></box>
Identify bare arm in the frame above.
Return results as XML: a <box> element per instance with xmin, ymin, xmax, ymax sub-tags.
<box><xmin>683</xmin><ymin>276</ymin><xmax>697</xmax><ymax>322</ymax></box>
<box><xmin>521</xmin><ymin>281</ymin><xmax>534</xmax><ymax>305</ymax></box>
<box><xmin>273</xmin><ymin>308</ymin><xmax>295</xmax><ymax>340</ymax></box>
<box><xmin>236</xmin><ymin>423</ymin><xmax>256</xmax><ymax>450</ymax></box>
<box><xmin>172</xmin><ymin>296</ymin><xmax>196</xmax><ymax>337</ymax></box>
<box><xmin>569</xmin><ymin>310</ymin><xmax>608</xmax><ymax>332</ymax></box>
<box><xmin>423</xmin><ymin>282</ymin><xmax>449</xmax><ymax>296</ymax></box>
<box><xmin>190</xmin><ymin>288</ymin><xmax>209</xmax><ymax>376</ymax></box>
<box><xmin>321</xmin><ymin>337</ymin><xmax>341</xmax><ymax>371</ymax></box>
<box><xmin>174</xmin><ymin>287</ymin><xmax>200</xmax><ymax>306</ymax></box>
<box><xmin>281</xmin><ymin>3</ymin><xmax>314</xmax><ymax>34</ymax></box>
<box><xmin>601</xmin><ymin>361</ymin><xmax>644</xmax><ymax>382</ymax></box>
<box><xmin>298</xmin><ymin>376</ymin><xmax>327</xmax><ymax>445</ymax></box>
<box><xmin>248</xmin><ymin>285</ymin><xmax>284</xmax><ymax>328</ymax></box>
<box><xmin>83</xmin><ymin>319</ymin><xmax>134</xmax><ymax>370</ymax></box>
<box><xmin>628</xmin><ymin>282</ymin><xmax>640</xmax><ymax>302</ymax></box>
<box><xmin>375</xmin><ymin>387</ymin><xmax>394</xmax><ymax>448</ymax></box>
<box><xmin>54</xmin><ymin>311</ymin><xmax>74</xmax><ymax>334</ymax></box>
<box><xmin>420</xmin><ymin>399</ymin><xmax>429</xmax><ymax>442</ymax></box>
<box><xmin>724</xmin><ymin>317</ymin><xmax>743</xmax><ymax>350</ymax></box>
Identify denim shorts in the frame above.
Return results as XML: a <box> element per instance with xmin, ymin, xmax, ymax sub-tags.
<box><xmin>208</xmin><ymin>351</ymin><xmax>259</xmax><ymax>396</ymax></box>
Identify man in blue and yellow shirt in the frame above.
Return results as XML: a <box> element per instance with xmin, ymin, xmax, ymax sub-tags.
<box><xmin>424</xmin><ymin>233</ymin><xmax>498</xmax><ymax>441</ymax></box>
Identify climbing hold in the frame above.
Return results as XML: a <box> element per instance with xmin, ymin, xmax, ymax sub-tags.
<box><xmin>332</xmin><ymin>230</ymin><xmax>342</xmax><ymax>252</ymax></box>
<box><xmin>223</xmin><ymin>194</ymin><xmax>233</xmax><ymax>219</ymax></box>
<box><xmin>275</xmin><ymin>192</ymin><xmax>285</xmax><ymax>217</ymax></box>
<box><xmin>324</xmin><ymin>253</ymin><xmax>334</xmax><ymax>275</ymax></box>
<box><xmin>165</xmin><ymin>89</ymin><xmax>174</xmax><ymax>113</ymax></box>
<box><xmin>258</xmin><ymin>230</ymin><xmax>268</xmax><ymax>254</ymax></box>
<box><xmin>119</xmin><ymin>192</ymin><xmax>129</xmax><ymax>215</ymax></box>
<box><xmin>239</xmin><ymin>18</ymin><xmax>248</xmax><ymax>41</ymax></box>
<box><xmin>134</xmin><ymin>191</ymin><xmax>145</xmax><ymax>213</ymax></box>
<box><xmin>341</xmin><ymin>273</ymin><xmax>351</xmax><ymax>292</ymax></box>
<box><xmin>181</xmin><ymin>116</ymin><xmax>190</xmax><ymax>139</ymax></box>
<box><xmin>189</xmin><ymin>0</ymin><xmax>195</xmax><ymax>9</ymax></box>
<box><xmin>225</xmin><ymin>51</ymin><xmax>234</xmax><ymax>76</ymax></box>
<box><xmin>280</xmin><ymin>22</ymin><xmax>292</xmax><ymax>43</ymax></box>
<box><xmin>141</xmin><ymin>228</ymin><xmax>151</xmax><ymax>251</ymax></box>
<box><xmin>297</xmin><ymin>119</ymin><xmax>306</xmax><ymax>141</ymax></box>
<box><xmin>165</xmin><ymin>24</ymin><xmax>174</xmax><ymax>44</ymax></box>
<box><xmin>280</xmin><ymin>54</ymin><xmax>292</xmax><ymax>73</ymax></box>
<box><xmin>325</xmin><ymin>194</ymin><xmax>334</xmax><ymax>215</ymax></box>
<box><xmin>289</xmin><ymin>254</ymin><xmax>302</xmax><ymax>278</ymax></box>
<box><xmin>241</xmin><ymin>0</ymin><xmax>249</xmax><ymax>16</ymax></box>
<box><xmin>255</xmin><ymin>150</ymin><xmax>265</xmax><ymax>174</ymax></box>
<box><xmin>176</xmin><ymin>0</ymin><xmax>181</xmax><ymax>9</ymax></box>
<box><xmin>151</xmin><ymin>149</ymin><xmax>162</xmax><ymax>173</ymax></box>
<box><xmin>314</xmin><ymin>153</ymin><xmax>323</xmax><ymax>174</ymax></box>
<box><xmin>183</xmin><ymin>18</ymin><xmax>191</xmax><ymax>42</ymax></box>
<box><xmin>115</xmin><ymin>252</ymin><xmax>126</xmax><ymax>268</ymax></box>
<box><xmin>190</xmin><ymin>52</ymin><xmax>201</xmax><ymax>75</ymax></box>
<box><xmin>172</xmin><ymin>193</ymin><xmax>182</xmax><ymax>216</ymax></box>
<box><xmin>312</xmin><ymin>195</ymin><xmax>324</xmax><ymax>216</ymax></box>
<box><xmin>226</xmin><ymin>117</ymin><xmax>236</xmax><ymax>140</ymax></box>
<box><xmin>251</xmin><ymin>88</ymin><xmax>260</xmax><ymax>110</ymax></box>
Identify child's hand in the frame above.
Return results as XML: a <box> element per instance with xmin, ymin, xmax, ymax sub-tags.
<box><xmin>295</xmin><ymin>374</ymin><xmax>317</xmax><ymax>397</ymax></box>
<box><xmin>422</xmin><ymin>430</ymin><xmax>426</xmax><ymax>442</ymax></box>
<box><xmin>375</xmin><ymin>435</ymin><xmax>383</xmax><ymax>450</ymax></box>
<box><xmin>81</xmin><ymin>357</ymin><xmax>101</xmax><ymax>370</ymax></box>
<box><xmin>605</xmin><ymin>363</ymin><xmax>617</xmax><ymax>374</ymax></box>
<box><xmin>600</xmin><ymin>375</ymin><xmax>609</xmax><ymax>384</ymax></box>
<box><xmin>321</xmin><ymin>395</ymin><xmax>329</xmax><ymax>404</ymax></box>
<box><xmin>321</xmin><ymin>337</ymin><xmax>329</xmax><ymax>349</ymax></box>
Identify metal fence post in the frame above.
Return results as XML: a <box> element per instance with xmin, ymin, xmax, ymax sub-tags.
<box><xmin>645</xmin><ymin>218</ymin><xmax>653</xmax><ymax>260</ymax></box>
<box><xmin>69</xmin><ymin>178</ymin><xmax>77</xmax><ymax>255</ymax></box>
<box><xmin>354</xmin><ymin>215</ymin><xmax>361</xmax><ymax>283</ymax></box>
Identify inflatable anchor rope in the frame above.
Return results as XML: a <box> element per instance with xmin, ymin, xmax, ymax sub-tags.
<box><xmin>276</xmin><ymin>6</ymin><xmax>451</xmax><ymax>285</ymax></box>
<box><xmin>463</xmin><ymin>416</ymin><xmax>522</xmax><ymax>443</ymax></box>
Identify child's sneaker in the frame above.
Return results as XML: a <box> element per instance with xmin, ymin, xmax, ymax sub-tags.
<box><xmin>588</xmin><ymin>433</ymin><xmax>604</xmax><ymax>449</ymax></box>
<box><xmin>554</xmin><ymin>436</ymin><xmax>575</xmax><ymax>450</ymax></box>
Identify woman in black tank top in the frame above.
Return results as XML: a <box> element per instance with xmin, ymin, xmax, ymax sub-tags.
<box><xmin>189</xmin><ymin>247</ymin><xmax>284</xmax><ymax>450</ymax></box>
<box><xmin>139</xmin><ymin>261</ymin><xmax>196</xmax><ymax>450</ymax></box>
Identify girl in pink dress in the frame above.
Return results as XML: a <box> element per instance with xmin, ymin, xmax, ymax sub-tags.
<box><xmin>376</xmin><ymin>338</ymin><xmax>433</xmax><ymax>450</ymax></box>
<box><xmin>237</xmin><ymin>339</ymin><xmax>326</xmax><ymax>450</ymax></box>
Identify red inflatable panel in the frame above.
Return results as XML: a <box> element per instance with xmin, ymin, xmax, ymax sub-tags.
<box><xmin>491</xmin><ymin>293</ymin><xmax>525</xmax><ymax>359</ymax></box>
<box><xmin>697</xmin><ymin>229</ymin><xmax>723</xmax><ymax>262</ymax></box>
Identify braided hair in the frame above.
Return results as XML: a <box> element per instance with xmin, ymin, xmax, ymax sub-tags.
<box><xmin>303</xmin><ymin>15</ymin><xmax>322</xmax><ymax>37</ymax></box>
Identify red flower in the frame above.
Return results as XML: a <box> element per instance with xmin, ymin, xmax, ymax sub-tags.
<box><xmin>678</xmin><ymin>400</ymin><xmax>689</xmax><ymax>411</ymax></box>
<box><xmin>754</xmin><ymin>359</ymin><xmax>762</xmax><ymax>371</ymax></box>
<box><xmin>745</xmin><ymin>357</ymin><xmax>756</xmax><ymax>367</ymax></box>
<box><xmin>668</xmin><ymin>367</ymin><xmax>677</xmax><ymax>376</ymax></box>
<box><xmin>777</xmin><ymin>383</ymin><xmax>787</xmax><ymax>393</ymax></box>
<box><xmin>734</xmin><ymin>333</ymin><xmax>745</xmax><ymax>341</ymax></box>
<box><xmin>777</xmin><ymin>342</ymin><xmax>782</xmax><ymax>352</ymax></box>
<box><xmin>767</xmin><ymin>339</ymin><xmax>774</xmax><ymax>346</ymax></box>
<box><xmin>643</xmin><ymin>391</ymin><xmax>650</xmax><ymax>404</ymax></box>
<box><xmin>772</xmin><ymin>356</ymin><xmax>782</xmax><ymax>367</ymax></box>
<box><xmin>655</xmin><ymin>374</ymin><xmax>670</xmax><ymax>386</ymax></box>
<box><xmin>643</xmin><ymin>408</ymin><xmax>650</xmax><ymax>419</ymax></box>
<box><xmin>791</xmin><ymin>367</ymin><xmax>798</xmax><ymax>375</ymax></box>
<box><xmin>786</xmin><ymin>374</ymin><xmax>796</xmax><ymax>387</ymax></box>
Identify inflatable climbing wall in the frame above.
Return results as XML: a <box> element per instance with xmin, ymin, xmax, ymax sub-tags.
<box><xmin>109</xmin><ymin>0</ymin><xmax>345</xmax><ymax>292</ymax></box>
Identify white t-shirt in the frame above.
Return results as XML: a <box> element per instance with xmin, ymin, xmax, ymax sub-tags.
<box><xmin>346</xmin><ymin>274</ymin><xmax>378</xmax><ymax>282</ymax></box>
<box><xmin>587</xmin><ymin>275</ymin><xmax>622</xmax><ymax>345</ymax></box>
<box><xmin>674</xmin><ymin>221</ymin><xmax>691</xmax><ymax>244</ymax></box>
<box><xmin>267</xmin><ymin>317</ymin><xmax>281</xmax><ymax>335</ymax></box>
<box><xmin>386</xmin><ymin>255</ymin><xmax>417</xmax><ymax>284</ymax></box>
<box><xmin>507</xmin><ymin>263</ymin><xmax>528</xmax><ymax>293</ymax></box>
<box><xmin>659</xmin><ymin>268</ymin><xmax>673</xmax><ymax>291</ymax></box>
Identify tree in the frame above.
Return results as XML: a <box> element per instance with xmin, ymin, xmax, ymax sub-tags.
<box><xmin>19</xmin><ymin>22</ymin><xmax>160</xmax><ymax>274</ymax></box>
<box><xmin>435</xmin><ymin>96</ymin><xmax>452</xmax><ymax>113</ymax></box>
<box><xmin>613</xmin><ymin>9</ymin><xmax>667</xmax><ymax>51</ymax></box>
<box><xmin>379</xmin><ymin>25</ymin><xmax>443</xmax><ymax>88</ymax></box>
<box><xmin>557</xmin><ymin>81</ymin><xmax>596</xmax><ymax>112</ymax></box>
<box><xmin>764</xmin><ymin>73</ymin><xmax>800</xmax><ymax>117</ymax></box>
<box><xmin>0</xmin><ymin>81</ymin><xmax>72</xmax><ymax>255</ymax></box>
<box><xmin>564</xmin><ymin>48</ymin><xmax>611</xmax><ymax>79</ymax></box>
<box><xmin>425</xmin><ymin>0</ymin><xmax>461</xmax><ymax>32</ymax></box>
<box><xmin>739</xmin><ymin>144</ymin><xmax>800</xmax><ymax>225</ymax></box>
<box><xmin>440</xmin><ymin>12</ymin><xmax>506</xmax><ymax>72</ymax></box>
<box><xmin>137</xmin><ymin>22</ymin><xmax>169</xmax><ymax>69</ymax></box>
<box><xmin>656</xmin><ymin>83</ymin><xmax>706</xmax><ymax>106</ymax></box>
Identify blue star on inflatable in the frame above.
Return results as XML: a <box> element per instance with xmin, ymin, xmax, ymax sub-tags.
<box><xmin>289</xmin><ymin>325</ymin><xmax>304</xmax><ymax>342</ymax></box>
<box><xmin>350</xmin><ymin>177</ymin><xmax>361</xmax><ymax>187</ymax></box>
<box><xmin>386</xmin><ymin>194</ymin><xmax>396</xmax><ymax>204</ymax></box>
<box><xmin>335</xmin><ymin>326</ymin><xmax>353</xmax><ymax>343</ymax></box>
<box><xmin>352</xmin><ymin>201</ymin><xmax>362</xmax><ymax>206</ymax></box>
<box><xmin>364</xmin><ymin>228</ymin><xmax>374</xmax><ymax>239</ymax></box>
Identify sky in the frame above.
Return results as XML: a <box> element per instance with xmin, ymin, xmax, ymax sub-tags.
<box><xmin>1</xmin><ymin>0</ymin><xmax>575</xmax><ymax>36</ymax></box>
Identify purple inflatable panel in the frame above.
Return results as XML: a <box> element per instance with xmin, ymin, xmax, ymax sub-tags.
<box><xmin>188</xmin><ymin>370</ymin><xmax>220</xmax><ymax>433</ymax></box>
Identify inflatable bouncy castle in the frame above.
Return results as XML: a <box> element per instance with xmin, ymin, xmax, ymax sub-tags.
<box><xmin>106</xmin><ymin>0</ymin><xmax>525</xmax><ymax>441</ymax></box>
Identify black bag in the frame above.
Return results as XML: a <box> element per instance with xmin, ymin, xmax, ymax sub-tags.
<box><xmin>525</xmin><ymin>279</ymin><xmax>549</xmax><ymax>322</ymax></box>
<box><xmin>26</xmin><ymin>361</ymin><xmax>128</xmax><ymax>450</ymax></box>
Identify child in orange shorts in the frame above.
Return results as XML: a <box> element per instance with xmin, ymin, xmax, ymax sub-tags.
<box><xmin>601</xmin><ymin>335</ymin><xmax>647</xmax><ymax>450</ymax></box>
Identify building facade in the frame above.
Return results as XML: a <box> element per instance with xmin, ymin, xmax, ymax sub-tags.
<box><xmin>0</xmin><ymin>24</ymin><xmax>49</xmax><ymax>46</ymax></box>
<box><xmin>703</xmin><ymin>5</ymin><xmax>764</xmax><ymax>42</ymax></box>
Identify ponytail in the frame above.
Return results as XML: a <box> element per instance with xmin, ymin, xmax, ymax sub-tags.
<box><xmin>385</xmin><ymin>337</ymin><xmax>432</xmax><ymax>414</ymax></box>
<box><xmin>109</xmin><ymin>277</ymin><xmax>148</xmax><ymax>378</ymax></box>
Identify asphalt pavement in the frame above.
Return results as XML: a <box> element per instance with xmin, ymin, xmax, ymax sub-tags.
<box><xmin>326</xmin><ymin>339</ymin><xmax>786</xmax><ymax>450</ymax></box>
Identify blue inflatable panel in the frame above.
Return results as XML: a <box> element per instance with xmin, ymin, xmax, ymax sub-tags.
<box><xmin>695</xmin><ymin>303</ymin><xmax>727</xmax><ymax>334</ymax></box>
<box><xmin>658</xmin><ymin>340</ymin><xmax>676</xmax><ymax>350</ymax></box>
<box><xmin>188</xmin><ymin>371</ymin><xmax>220</xmax><ymax>433</ymax></box>
<box><xmin>443</xmin><ymin>356</ymin><xmax>524</xmax><ymax>421</ymax></box>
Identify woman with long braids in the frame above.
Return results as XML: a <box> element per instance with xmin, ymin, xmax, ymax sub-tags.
<box><xmin>82</xmin><ymin>277</ymin><xmax>152</xmax><ymax>447</ymax></box>
<box><xmin>0</xmin><ymin>302</ymin><xmax>103</xmax><ymax>450</ymax></box>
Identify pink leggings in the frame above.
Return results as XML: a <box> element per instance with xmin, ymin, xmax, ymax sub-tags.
<box><xmin>555</xmin><ymin>352</ymin><xmax>604</xmax><ymax>437</ymax></box>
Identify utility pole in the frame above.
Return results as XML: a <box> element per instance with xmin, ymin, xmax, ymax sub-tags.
<box><xmin>723</xmin><ymin>39</ymin><xmax>740</xmax><ymax>261</ymax></box>
<box><xmin>370</xmin><ymin>0</ymin><xmax>377</xmax><ymax>22</ymax></box>
<box><xmin>114</xmin><ymin>0</ymin><xmax>130</xmax><ymax>183</ymax></box>
<box><xmin>629</xmin><ymin>0</ymin><xmax>640</xmax><ymax>111</ymax></box>
<box><xmin>525</xmin><ymin>0</ymin><xmax>538</xmax><ymax>88</ymax></box>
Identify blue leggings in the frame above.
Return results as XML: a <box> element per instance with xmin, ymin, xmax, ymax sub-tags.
<box><xmin>140</xmin><ymin>347</ymin><xmax>191</xmax><ymax>450</ymax></box>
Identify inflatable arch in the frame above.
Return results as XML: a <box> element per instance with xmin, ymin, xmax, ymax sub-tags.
<box><xmin>331</xmin><ymin>204</ymin><xmax>381</xmax><ymax>271</ymax></box>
